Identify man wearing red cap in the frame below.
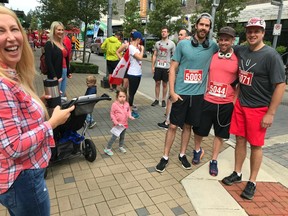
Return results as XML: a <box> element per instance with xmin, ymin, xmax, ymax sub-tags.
<box><xmin>222</xmin><ymin>17</ymin><xmax>286</xmax><ymax>200</ymax></box>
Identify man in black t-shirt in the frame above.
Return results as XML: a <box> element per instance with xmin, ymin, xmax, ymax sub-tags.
<box><xmin>222</xmin><ymin>17</ymin><xmax>286</xmax><ymax>200</ymax></box>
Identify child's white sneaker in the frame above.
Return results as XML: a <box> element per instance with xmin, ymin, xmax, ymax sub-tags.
<box><xmin>119</xmin><ymin>147</ymin><xmax>127</xmax><ymax>153</ymax></box>
<box><xmin>104</xmin><ymin>148</ymin><xmax>113</xmax><ymax>156</ymax></box>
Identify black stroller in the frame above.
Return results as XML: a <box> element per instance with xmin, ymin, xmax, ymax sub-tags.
<box><xmin>45</xmin><ymin>93</ymin><xmax>111</xmax><ymax>177</ymax></box>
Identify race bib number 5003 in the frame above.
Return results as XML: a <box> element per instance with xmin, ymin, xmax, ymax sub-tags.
<box><xmin>184</xmin><ymin>69</ymin><xmax>203</xmax><ymax>84</ymax></box>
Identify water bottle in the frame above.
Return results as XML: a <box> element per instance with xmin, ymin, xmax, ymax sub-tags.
<box><xmin>43</xmin><ymin>79</ymin><xmax>61</xmax><ymax>108</ymax></box>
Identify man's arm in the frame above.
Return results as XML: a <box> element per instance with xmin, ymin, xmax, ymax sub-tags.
<box><xmin>169</xmin><ymin>60</ymin><xmax>182</xmax><ymax>102</ymax></box>
<box><xmin>261</xmin><ymin>82</ymin><xmax>286</xmax><ymax>128</ymax></box>
<box><xmin>100</xmin><ymin>39</ymin><xmax>107</xmax><ymax>51</ymax></box>
<box><xmin>151</xmin><ymin>49</ymin><xmax>157</xmax><ymax>73</ymax></box>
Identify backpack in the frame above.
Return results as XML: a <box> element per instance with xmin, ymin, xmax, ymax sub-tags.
<box><xmin>40</xmin><ymin>53</ymin><xmax>48</xmax><ymax>75</ymax></box>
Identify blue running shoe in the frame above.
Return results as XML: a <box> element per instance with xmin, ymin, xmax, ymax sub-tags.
<box><xmin>131</xmin><ymin>111</ymin><xmax>139</xmax><ymax>119</ymax></box>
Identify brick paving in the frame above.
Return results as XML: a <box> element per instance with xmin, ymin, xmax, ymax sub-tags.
<box><xmin>263</xmin><ymin>143</ymin><xmax>288</xmax><ymax>169</ymax></box>
<box><xmin>222</xmin><ymin>182</ymin><xmax>288</xmax><ymax>216</ymax></box>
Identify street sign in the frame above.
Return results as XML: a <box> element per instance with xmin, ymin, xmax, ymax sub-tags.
<box><xmin>271</xmin><ymin>0</ymin><xmax>283</xmax><ymax>6</ymax></box>
<box><xmin>273</xmin><ymin>24</ymin><xmax>282</xmax><ymax>35</ymax></box>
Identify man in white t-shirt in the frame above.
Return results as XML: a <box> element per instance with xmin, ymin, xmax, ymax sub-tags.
<box><xmin>151</xmin><ymin>27</ymin><xmax>176</xmax><ymax>107</ymax></box>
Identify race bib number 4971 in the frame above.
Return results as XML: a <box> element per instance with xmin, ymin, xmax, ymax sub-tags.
<box><xmin>239</xmin><ymin>70</ymin><xmax>253</xmax><ymax>86</ymax></box>
<box><xmin>184</xmin><ymin>69</ymin><xmax>203</xmax><ymax>84</ymax></box>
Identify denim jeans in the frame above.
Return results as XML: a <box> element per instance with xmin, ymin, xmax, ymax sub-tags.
<box><xmin>60</xmin><ymin>68</ymin><xmax>67</xmax><ymax>96</ymax></box>
<box><xmin>0</xmin><ymin>169</ymin><xmax>50</xmax><ymax>216</ymax></box>
<box><xmin>86</xmin><ymin>113</ymin><xmax>95</xmax><ymax>124</ymax></box>
<box><xmin>107</xmin><ymin>129</ymin><xmax>126</xmax><ymax>149</ymax></box>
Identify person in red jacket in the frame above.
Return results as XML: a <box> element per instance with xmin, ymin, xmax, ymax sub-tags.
<box><xmin>63</xmin><ymin>33</ymin><xmax>72</xmax><ymax>61</ymax></box>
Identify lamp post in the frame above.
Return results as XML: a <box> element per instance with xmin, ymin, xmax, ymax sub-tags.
<box><xmin>107</xmin><ymin>0</ymin><xmax>113</xmax><ymax>37</ymax></box>
<box><xmin>210</xmin><ymin>0</ymin><xmax>220</xmax><ymax>40</ymax></box>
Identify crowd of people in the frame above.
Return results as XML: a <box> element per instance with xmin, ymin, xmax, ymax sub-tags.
<box><xmin>0</xmin><ymin>5</ymin><xmax>286</xmax><ymax>215</ymax></box>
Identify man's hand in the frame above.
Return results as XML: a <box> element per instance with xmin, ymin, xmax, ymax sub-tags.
<box><xmin>170</xmin><ymin>93</ymin><xmax>183</xmax><ymax>103</ymax></box>
<box><xmin>261</xmin><ymin>113</ymin><xmax>274</xmax><ymax>128</ymax></box>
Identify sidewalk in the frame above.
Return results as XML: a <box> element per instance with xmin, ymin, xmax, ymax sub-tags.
<box><xmin>1</xmin><ymin>49</ymin><xmax>288</xmax><ymax>215</ymax></box>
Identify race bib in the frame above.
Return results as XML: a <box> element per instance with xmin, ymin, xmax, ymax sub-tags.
<box><xmin>208</xmin><ymin>81</ymin><xmax>228</xmax><ymax>98</ymax></box>
<box><xmin>156</xmin><ymin>60</ymin><xmax>167</xmax><ymax>68</ymax></box>
<box><xmin>184</xmin><ymin>69</ymin><xmax>203</xmax><ymax>84</ymax></box>
<box><xmin>239</xmin><ymin>70</ymin><xmax>253</xmax><ymax>86</ymax></box>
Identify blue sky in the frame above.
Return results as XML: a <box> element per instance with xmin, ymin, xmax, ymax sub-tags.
<box><xmin>5</xmin><ymin>0</ymin><xmax>40</xmax><ymax>15</ymax></box>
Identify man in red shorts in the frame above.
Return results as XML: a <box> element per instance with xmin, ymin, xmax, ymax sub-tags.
<box><xmin>222</xmin><ymin>17</ymin><xmax>286</xmax><ymax>200</ymax></box>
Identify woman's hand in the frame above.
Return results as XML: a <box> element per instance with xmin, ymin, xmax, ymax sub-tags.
<box><xmin>48</xmin><ymin>105</ymin><xmax>75</xmax><ymax>129</ymax></box>
<box><xmin>40</xmin><ymin>93</ymin><xmax>52</xmax><ymax>104</ymax></box>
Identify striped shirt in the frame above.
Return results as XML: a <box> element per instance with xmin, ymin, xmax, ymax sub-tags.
<box><xmin>0</xmin><ymin>77</ymin><xmax>55</xmax><ymax>194</ymax></box>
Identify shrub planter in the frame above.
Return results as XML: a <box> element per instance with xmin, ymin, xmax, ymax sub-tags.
<box><xmin>70</xmin><ymin>62</ymin><xmax>99</xmax><ymax>74</ymax></box>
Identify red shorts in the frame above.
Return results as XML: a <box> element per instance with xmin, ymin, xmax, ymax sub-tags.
<box><xmin>229</xmin><ymin>99</ymin><xmax>268</xmax><ymax>146</ymax></box>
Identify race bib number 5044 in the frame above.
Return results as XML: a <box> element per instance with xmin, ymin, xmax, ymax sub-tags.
<box><xmin>208</xmin><ymin>81</ymin><xmax>228</xmax><ymax>98</ymax></box>
<box><xmin>184</xmin><ymin>69</ymin><xmax>203</xmax><ymax>84</ymax></box>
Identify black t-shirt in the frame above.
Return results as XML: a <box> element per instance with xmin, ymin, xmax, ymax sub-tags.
<box><xmin>235</xmin><ymin>45</ymin><xmax>285</xmax><ymax>107</ymax></box>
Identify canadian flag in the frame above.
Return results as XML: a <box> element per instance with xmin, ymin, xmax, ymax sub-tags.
<box><xmin>109</xmin><ymin>49</ymin><xmax>130</xmax><ymax>85</ymax></box>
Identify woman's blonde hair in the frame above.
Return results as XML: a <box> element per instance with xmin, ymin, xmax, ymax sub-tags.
<box><xmin>0</xmin><ymin>6</ymin><xmax>48</xmax><ymax>117</ymax></box>
<box><xmin>49</xmin><ymin>21</ymin><xmax>64</xmax><ymax>43</ymax></box>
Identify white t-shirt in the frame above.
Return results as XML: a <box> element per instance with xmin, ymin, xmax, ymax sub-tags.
<box><xmin>127</xmin><ymin>45</ymin><xmax>142</xmax><ymax>76</ymax></box>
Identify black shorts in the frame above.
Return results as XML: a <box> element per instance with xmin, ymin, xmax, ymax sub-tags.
<box><xmin>107</xmin><ymin>60</ymin><xmax>119</xmax><ymax>74</ymax></box>
<box><xmin>153</xmin><ymin>68</ymin><xmax>169</xmax><ymax>82</ymax></box>
<box><xmin>170</xmin><ymin>94</ymin><xmax>204</xmax><ymax>128</ymax></box>
<box><xmin>193</xmin><ymin>100</ymin><xmax>234</xmax><ymax>139</ymax></box>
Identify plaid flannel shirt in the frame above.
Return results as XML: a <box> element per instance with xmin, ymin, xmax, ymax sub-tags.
<box><xmin>0</xmin><ymin>77</ymin><xmax>55</xmax><ymax>194</ymax></box>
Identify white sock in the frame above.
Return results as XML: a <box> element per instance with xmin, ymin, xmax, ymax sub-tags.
<box><xmin>179</xmin><ymin>153</ymin><xmax>185</xmax><ymax>158</ymax></box>
<box><xmin>163</xmin><ymin>156</ymin><xmax>168</xmax><ymax>160</ymax></box>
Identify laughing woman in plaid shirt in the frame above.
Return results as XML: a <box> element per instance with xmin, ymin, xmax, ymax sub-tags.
<box><xmin>0</xmin><ymin>7</ymin><xmax>74</xmax><ymax>216</ymax></box>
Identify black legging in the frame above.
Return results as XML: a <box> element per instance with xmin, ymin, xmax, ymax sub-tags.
<box><xmin>128</xmin><ymin>74</ymin><xmax>141</xmax><ymax>106</ymax></box>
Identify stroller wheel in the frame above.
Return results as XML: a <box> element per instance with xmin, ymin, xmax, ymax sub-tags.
<box><xmin>84</xmin><ymin>139</ymin><xmax>97</xmax><ymax>162</ymax></box>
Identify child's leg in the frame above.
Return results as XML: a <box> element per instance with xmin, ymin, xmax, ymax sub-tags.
<box><xmin>107</xmin><ymin>134</ymin><xmax>117</xmax><ymax>149</ymax></box>
<box><xmin>119</xmin><ymin>129</ymin><xmax>126</xmax><ymax>147</ymax></box>
<box><xmin>86</xmin><ymin>113</ymin><xmax>92</xmax><ymax>123</ymax></box>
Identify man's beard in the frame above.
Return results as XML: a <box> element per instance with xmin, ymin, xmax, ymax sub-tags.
<box><xmin>196</xmin><ymin>29</ymin><xmax>208</xmax><ymax>40</ymax></box>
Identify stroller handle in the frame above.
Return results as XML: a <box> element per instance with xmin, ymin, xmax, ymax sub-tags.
<box><xmin>62</xmin><ymin>93</ymin><xmax>111</xmax><ymax>108</ymax></box>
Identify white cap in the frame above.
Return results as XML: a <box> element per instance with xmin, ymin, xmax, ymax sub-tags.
<box><xmin>246</xmin><ymin>17</ymin><xmax>266</xmax><ymax>29</ymax></box>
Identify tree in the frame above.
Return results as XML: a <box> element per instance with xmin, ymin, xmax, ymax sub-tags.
<box><xmin>38</xmin><ymin>0</ymin><xmax>108</xmax><ymax>63</ymax></box>
<box><xmin>147</xmin><ymin>0</ymin><xmax>183</xmax><ymax>38</ymax></box>
<box><xmin>192</xmin><ymin>0</ymin><xmax>249</xmax><ymax>36</ymax></box>
<box><xmin>122</xmin><ymin>0</ymin><xmax>144</xmax><ymax>38</ymax></box>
